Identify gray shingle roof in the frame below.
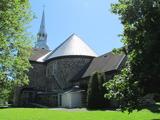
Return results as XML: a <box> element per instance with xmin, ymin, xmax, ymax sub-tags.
<box><xmin>82</xmin><ymin>52</ymin><xmax>126</xmax><ymax>78</ymax></box>
<box><xmin>29</xmin><ymin>48</ymin><xmax>50</xmax><ymax>62</ymax></box>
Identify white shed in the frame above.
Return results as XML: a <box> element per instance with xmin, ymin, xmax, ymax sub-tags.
<box><xmin>60</xmin><ymin>89</ymin><xmax>84</xmax><ymax>108</ymax></box>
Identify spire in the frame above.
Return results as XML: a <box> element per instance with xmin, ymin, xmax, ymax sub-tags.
<box><xmin>35</xmin><ymin>7</ymin><xmax>49</xmax><ymax>50</ymax></box>
<box><xmin>39</xmin><ymin>8</ymin><xmax>46</xmax><ymax>34</ymax></box>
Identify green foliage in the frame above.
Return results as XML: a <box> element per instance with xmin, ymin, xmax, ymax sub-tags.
<box><xmin>0</xmin><ymin>0</ymin><xmax>32</xmax><ymax>103</ymax></box>
<box><xmin>104</xmin><ymin>0</ymin><xmax>160</xmax><ymax>112</ymax></box>
<box><xmin>87</xmin><ymin>72</ymin><xmax>107</xmax><ymax>109</ymax></box>
<box><xmin>0</xmin><ymin>89</ymin><xmax>10</xmax><ymax>105</ymax></box>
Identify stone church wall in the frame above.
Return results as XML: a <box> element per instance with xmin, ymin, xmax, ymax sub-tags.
<box><xmin>46</xmin><ymin>56</ymin><xmax>93</xmax><ymax>90</ymax></box>
<box><xmin>14</xmin><ymin>56</ymin><xmax>94</xmax><ymax>107</ymax></box>
<box><xmin>28</xmin><ymin>62</ymin><xmax>47</xmax><ymax>91</ymax></box>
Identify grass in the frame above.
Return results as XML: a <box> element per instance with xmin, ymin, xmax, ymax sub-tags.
<box><xmin>0</xmin><ymin>108</ymin><xmax>160</xmax><ymax>120</ymax></box>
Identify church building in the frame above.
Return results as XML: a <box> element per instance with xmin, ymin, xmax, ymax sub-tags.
<box><xmin>14</xmin><ymin>10</ymin><xmax>126</xmax><ymax>108</ymax></box>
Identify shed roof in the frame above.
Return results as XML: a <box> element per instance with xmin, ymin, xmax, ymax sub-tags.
<box><xmin>82</xmin><ymin>52</ymin><xmax>126</xmax><ymax>78</ymax></box>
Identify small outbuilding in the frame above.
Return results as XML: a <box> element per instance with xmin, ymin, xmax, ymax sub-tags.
<box><xmin>59</xmin><ymin>86</ymin><xmax>85</xmax><ymax>108</ymax></box>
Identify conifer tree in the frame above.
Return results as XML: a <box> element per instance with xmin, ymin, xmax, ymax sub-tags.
<box><xmin>87</xmin><ymin>72</ymin><xmax>107</xmax><ymax>109</ymax></box>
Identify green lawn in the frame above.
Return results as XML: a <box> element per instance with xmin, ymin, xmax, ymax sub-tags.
<box><xmin>0</xmin><ymin>108</ymin><xmax>159</xmax><ymax>120</ymax></box>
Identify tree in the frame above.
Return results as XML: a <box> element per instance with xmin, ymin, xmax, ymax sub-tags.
<box><xmin>0</xmin><ymin>0</ymin><xmax>32</xmax><ymax>103</ymax></box>
<box><xmin>98</xmin><ymin>72</ymin><xmax>108</xmax><ymax>108</ymax></box>
<box><xmin>104</xmin><ymin>0</ymin><xmax>160</xmax><ymax>112</ymax></box>
<box><xmin>87</xmin><ymin>72</ymin><xmax>107</xmax><ymax>109</ymax></box>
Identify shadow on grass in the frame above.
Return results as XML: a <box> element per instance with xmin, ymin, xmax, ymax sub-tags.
<box><xmin>86</xmin><ymin>106</ymin><xmax>118</xmax><ymax>111</ymax></box>
<box><xmin>0</xmin><ymin>104</ymin><xmax>47</xmax><ymax>109</ymax></box>
<box><xmin>144</xmin><ymin>103</ymin><xmax>160</xmax><ymax>113</ymax></box>
<box><xmin>0</xmin><ymin>107</ymin><xmax>47</xmax><ymax>110</ymax></box>
<box><xmin>1</xmin><ymin>103</ymin><xmax>160</xmax><ymax>114</ymax></box>
<box><xmin>86</xmin><ymin>103</ymin><xmax>160</xmax><ymax>113</ymax></box>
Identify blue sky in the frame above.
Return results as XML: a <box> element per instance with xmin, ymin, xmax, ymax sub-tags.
<box><xmin>29</xmin><ymin>0</ymin><xmax>123</xmax><ymax>55</ymax></box>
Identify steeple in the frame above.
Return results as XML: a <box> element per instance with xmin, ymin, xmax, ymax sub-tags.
<box><xmin>39</xmin><ymin>9</ymin><xmax>46</xmax><ymax>34</ymax></box>
<box><xmin>35</xmin><ymin>8</ymin><xmax>49</xmax><ymax>50</ymax></box>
